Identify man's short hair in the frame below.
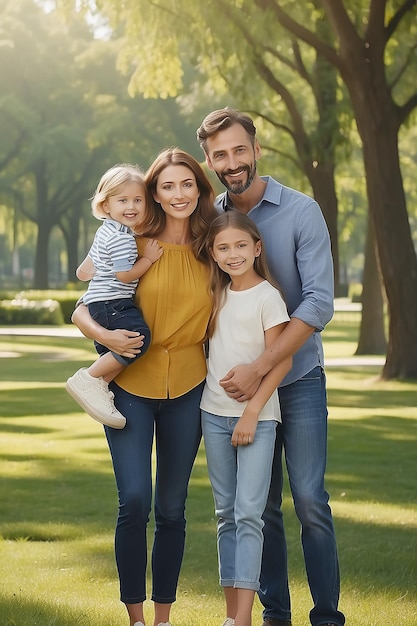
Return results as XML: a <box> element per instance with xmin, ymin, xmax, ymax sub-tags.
<box><xmin>197</xmin><ymin>107</ymin><xmax>256</xmax><ymax>152</ymax></box>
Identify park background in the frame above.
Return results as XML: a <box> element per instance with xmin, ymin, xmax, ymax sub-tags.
<box><xmin>0</xmin><ymin>1</ymin><xmax>416</xmax><ymax>625</ymax></box>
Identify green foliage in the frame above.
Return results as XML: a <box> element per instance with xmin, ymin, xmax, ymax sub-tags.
<box><xmin>0</xmin><ymin>0</ymin><xmax>219</xmax><ymax>288</ymax></box>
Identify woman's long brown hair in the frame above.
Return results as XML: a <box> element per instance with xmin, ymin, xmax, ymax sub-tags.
<box><xmin>143</xmin><ymin>147</ymin><xmax>218</xmax><ymax>262</ymax></box>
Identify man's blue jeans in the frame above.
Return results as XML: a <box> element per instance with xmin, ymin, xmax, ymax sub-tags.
<box><xmin>202</xmin><ymin>411</ymin><xmax>277</xmax><ymax>591</ymax></box>
<box><xmin>105</xmin><ymin>382</ymin><xmax>203</xmax><ymax>605</ymax></box>
<box><xmin>259</xmin><ymin>366</ymin><xmax>345</xmax><ymax>626</ymax></box>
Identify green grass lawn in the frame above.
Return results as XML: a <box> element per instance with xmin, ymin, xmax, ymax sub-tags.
<box><xmin>0</xmin><ymin>321</ymin><xmax>416</xmax><ymax>625</ymax></box>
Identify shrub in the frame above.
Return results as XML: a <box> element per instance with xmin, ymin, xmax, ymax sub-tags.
<box><xmin>0</xmin><ymin>297</ymin><xmax>64</xmax><ymax>325</ymax></box>
<box><xmin>0</xmin><ymin>290</ymin><xmax>82</xmax><ymax>324</ymax></box>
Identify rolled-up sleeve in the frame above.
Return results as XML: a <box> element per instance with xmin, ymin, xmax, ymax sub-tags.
<box><xmin>291</xmin><ymin>200</ymin><xmax>334</xmax><ymax>331</ymax></box>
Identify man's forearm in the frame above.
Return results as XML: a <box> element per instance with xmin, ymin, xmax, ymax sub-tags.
<box><xmin>252</xmin><ymin>317</ymin><xmax>315</xmax><ymax>377</ymax></box>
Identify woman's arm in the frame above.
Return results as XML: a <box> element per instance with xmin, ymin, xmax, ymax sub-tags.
<box><xmin>231</xmin><ymin>322</ymin><xmax>292</xmax><ymax>447</ymax></box>
<box><xmin>72</xmin><ymin>303</ymin><xmax>144</xmax><ymax>358</ymax></box>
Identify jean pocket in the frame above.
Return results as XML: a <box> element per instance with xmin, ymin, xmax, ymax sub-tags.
<box><xmin>299</xmin><ymin>366</ymin><xmax>322</xmax><ymax>381</ymax></box>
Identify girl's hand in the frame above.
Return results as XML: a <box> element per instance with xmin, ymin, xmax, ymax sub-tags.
<box><xmin>231</xmin><ymin>411</ymin><xmax>258</xmax><ymax>447</ymax></box>
<box><xmin>142</xmin><ymin>239</ymin><xmax>163</xmax><ymax>263</ymax></box>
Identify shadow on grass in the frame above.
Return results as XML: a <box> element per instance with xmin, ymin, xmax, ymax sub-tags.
<box><xmin>329</xmin><ymin>386</ymin><xmax>417</xmax><ymax>410</ymax></box>
<box><xmin>0</xmin><ymin>452</ymin><xmax>117</xmax><ymax>539</ymax></box>
<box><xmin>1</xmin><ymin>413</ymin><xmax>415</xmax><ymax>530</ymax></box>
<box><xmin>0</xmin><ymin>595</ymin><xmax>92</xmax><ymax>626</ymax></box>
<box><xmin>0</xmin><ymin>335</ymin><xmax>95</xmax><ymax>384</ymax></box>
<box><xmin>0</xmin><ymin>387</ymin><xmax>85</xmax><ymax>418</ymax></box>
<box><xmin>325</xmin><ymin>416</ymin><xmax>417</xmax><ymax>506</ymax></box>
<box><xmin>0</xmin><ymin>423</ymin><xmax>56</xmax><ymax>435</ymax></box>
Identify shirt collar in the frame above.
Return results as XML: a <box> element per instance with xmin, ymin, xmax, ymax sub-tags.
<box><xmin>219</xmin><ymin>176</ymin><xmax>283</xmax><ymax>212</ymax></box>
<box><xmin>105</xmin><ymin>218</ymin><xmax>132</xmax><ymax>234</ymax></box>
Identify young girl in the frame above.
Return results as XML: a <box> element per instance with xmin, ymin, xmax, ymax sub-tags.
<box><xmin>200</xmin><ymin>212</ymin><xmax>292</xmax><ymax>626</ymax></box>
<box><xmin>66</xmin><ymin>164</ymin><xmax>163</xmax><ymax>429</ymax></box>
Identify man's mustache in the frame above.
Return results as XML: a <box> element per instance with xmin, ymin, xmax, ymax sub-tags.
<box><xmin>222</xmin><ymin>166</ymin><xmax>249</xmax><ymax>176</ymax></box>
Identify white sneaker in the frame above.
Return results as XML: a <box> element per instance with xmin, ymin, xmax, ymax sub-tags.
<box><xmin>66</xmin><ymin>368</ymin><xmax>126</xmax><ymax>429</ymax></box>
<box><xmin>221</xmin><ymin>619</ymin><xmax>235</xmax><ymax>626</ymax></box>
<box><xmin>133</xmin><ymin>623</ymin><xmax>145</xmax><ymax>626</ymax></box>
<box><xmin>156</xmin><ymin>623</ymin><xmax>172</xmax><ymax>626</ymax></box>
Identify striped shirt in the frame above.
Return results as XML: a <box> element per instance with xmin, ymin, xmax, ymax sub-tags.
<box><xmin>83</xmin><ymin>219</ymin><xmax>139</xmax><ymax>305</ymax></box>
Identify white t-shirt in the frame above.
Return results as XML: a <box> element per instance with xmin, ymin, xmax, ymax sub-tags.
<box><xmin>201</xmin><ymin>280</ymin><xmax>290</xmax><ymax>421</ymax></box>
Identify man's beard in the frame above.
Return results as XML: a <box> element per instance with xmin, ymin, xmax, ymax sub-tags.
<box><xmin>216</xmin><ymin>161</ymin><xmax>256</xmax><ymax>195</ymax></box>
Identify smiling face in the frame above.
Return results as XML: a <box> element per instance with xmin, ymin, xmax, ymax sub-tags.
<box><xmin>211</xmin><ymin>226</ymin><xmax>261</xmax><ymax>282</ymax></box>
<box><xmin>205</xmin><ymin>123</ymin><xmax>260</xmax><ymax>195</ymax></box>
<box><xmin>153</xmin><ymin>164</ymin><xmax>201</xmax><ymax>221</ymax></box>
<box><xmin>103</xmin><ymin>180</ymin><xmax>146</xmax><ymax>228</ymax></box>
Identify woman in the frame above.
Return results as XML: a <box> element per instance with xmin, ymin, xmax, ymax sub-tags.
<box><xmin>72</xmin><ymin>148</ymin><xmax>218</xmax><ymax>626</ymax></box>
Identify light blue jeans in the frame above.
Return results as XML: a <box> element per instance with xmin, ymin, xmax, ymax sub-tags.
<box><xmin>202</xmin><ymin>411</ymin><xmax>277</xmax><ymax>591</ymax></box>
<box><xmin>259</xmin><ymin>366</ymin><xmax>345</xmax><ymax>626</ymax></box>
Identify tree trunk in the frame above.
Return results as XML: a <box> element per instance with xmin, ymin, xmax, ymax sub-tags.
<box><xmin>62</xmin><ymin>216</ymin><xmax>81</xmax><ymax>282</ymax></box>
<box><xmin>66</xmin><ymin>239</ymin><xmax>79</xmax><ymax>283</ymax></box>
<box><xmin>325</xmin><ymin>6</ymin><xmax>417</xmax><ymax>379</ymax></box>
<box><xmin>356</xmin><ymin>215</ymin><xmax>386</xmax><ymax>355</ymax></box>
<box><xmin>311</xmin><ymin>11</ymin><xmax>340</xmax><ymax>294</ymax></box>
<box><xmin>263</xmin><ymin>0</ymin><xmax>417</xmax><ymax>377</ymax></box>
<box><xmin>309</xmin><ymin>162</ymin><xmax>340</xmax><ymax>294</ymax></box>
<box><xmin>252</xmin><ymin>15</ymin><xmax>341</xmax><ymax>295</ymax></box>
<box><xmin>352</xmin><ymin>98</ymin><xmax>417</xmax><ymax>378</ymax></box>
<box><xmin>34</xmin><ymin>219</ymin><xmax>52</xmax><ymax>289</ymax></box>
<box><xmin>33</xmin><ymin>159</ymin><xmax>52</xmax><ymax>289</ymax></box>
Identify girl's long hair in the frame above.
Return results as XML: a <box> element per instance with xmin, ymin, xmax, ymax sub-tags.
<box><xmin>205</xmin><ymin>211</ymin><xmax>282</xmax><ymax>337</ymax></box>
<box><xmin>143</xmin><ymin>147</ymin><xmax>218</xmax><ymax>262</ymax></box>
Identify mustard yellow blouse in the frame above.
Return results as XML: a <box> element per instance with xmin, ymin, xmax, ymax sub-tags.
<box><xmin>115</xmin><ymin>237</ymin><xmax>211</xmax><ymax>399</ymax></box>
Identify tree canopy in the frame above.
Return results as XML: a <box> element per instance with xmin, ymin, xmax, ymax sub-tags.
<box><xmin>55</xmin><ymin>0</ymin><xmax>417</xmax><ymax>378</ymax></box>
<box><xmin>2</xmin><ymin>0</ymin><xmax>417</xmax><ymax>378</ymax></box>
<box><xmin>0</xmin><ymin>0</ymin><xmax>211</xmax><ymax>285</ymax></box>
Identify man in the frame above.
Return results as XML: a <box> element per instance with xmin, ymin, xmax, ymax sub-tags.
<box><xmin>197</xmin><ymin>107</ymin><xmax>345</xmax><ymax>626</ymax></box>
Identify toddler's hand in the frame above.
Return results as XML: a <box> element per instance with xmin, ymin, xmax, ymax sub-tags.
<box><xmin>143</xmin><ymin>239</ymin><xmax>163</xmax><ymax>263</ymax></box>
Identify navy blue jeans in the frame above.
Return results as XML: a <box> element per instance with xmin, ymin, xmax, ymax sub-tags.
<box><xmin>259</xmin><ymin>367</ymin><xmax>345</xmax><ymax>626</ymax></box>
<box><xmin>105</xmin><ymin>382</ymin><xmax>203</xmax><ymax>604</ymax></box>
<box><xmin>88</xmin><ymin>298</ymin><xmax>151</xmax><ymax>366</ymax></box>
